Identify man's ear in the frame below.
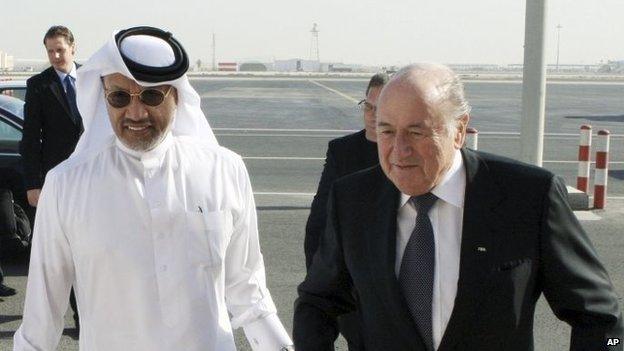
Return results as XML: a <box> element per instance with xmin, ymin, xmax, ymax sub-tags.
<box><xmin>454</xmin><ymin>114</ymin><xmax>470</xmax><ymax>149</ymax></box>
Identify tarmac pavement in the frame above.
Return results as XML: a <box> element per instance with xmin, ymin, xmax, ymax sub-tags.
<box><xmin>1</xmin><ymin>77</ymin><xmax>623</xmax><ymax>350</ymax></box>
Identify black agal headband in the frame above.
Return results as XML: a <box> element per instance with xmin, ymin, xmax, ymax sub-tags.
<box><xmin>115</xmin><ymin>26</ymin><xmax>189</xmax><ymax>83</ymax></box>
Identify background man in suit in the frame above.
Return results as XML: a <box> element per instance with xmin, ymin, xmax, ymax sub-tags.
<box><xmin>293</xmin><ymin>63</ymin><xmax>623</xmax><ymax>350</ymax></box>
<box><xmin>304</xmin><ymin>73</ymin><xmax>388</xmax><ymax>350</ymax></box>
<box><xmin>21</xmin><ymin>25</ymin><xmax>83</xmax><ymax>208</ymax></box>
<box><xmin>20</xmin><ymin>25</ymin><xmax>82</xmax><ymax>333</ymax></box>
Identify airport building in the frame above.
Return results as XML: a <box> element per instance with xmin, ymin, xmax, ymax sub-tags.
<box><xmin>274</xmin><ymin>59</ymin><xmax>321</xmax><ymax>72</ymax></box>
<box><xmin>0</xmin><ymin>51</ymin><xmax>15</xmax><ymax>71</ymax></box>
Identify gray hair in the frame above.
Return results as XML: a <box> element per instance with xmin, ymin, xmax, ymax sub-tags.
<box><xmin>393</xmin><ymin>63</ymin><xmax>471</xmax><ymax>132</ymax></box>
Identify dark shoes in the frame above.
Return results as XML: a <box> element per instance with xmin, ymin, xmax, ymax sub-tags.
<box><xmin>0</xmin><ymin>283</ymin><xmax>16</xmax><ymax>296</ymax></box>
<box><xmin>74</xmin><ymin>315</ymin><xmax>80</xmax><ymax>337</ymax></box>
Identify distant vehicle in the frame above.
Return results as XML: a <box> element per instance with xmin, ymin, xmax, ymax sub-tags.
<box><xmin>328</xmin><ymin>64</ymin><xmax>353</xmax><ymax>73</ymax></box>
<box><xmin>0</xmin><ymin>80</ymin><xmax>26</xmax><ymax>169</ymax></box>
<box><xmin>0</xmin><ymin>81</ymin><xmax>32</xmax><ymax>227</ymax></box>
<box><xmin>0</xmin><ymin>80</ymin><xmax>27</xmax><ymax>102</ymax></box>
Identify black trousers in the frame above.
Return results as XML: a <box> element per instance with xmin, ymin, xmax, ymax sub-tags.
<box><xmin>70</xmin><ymin>288</ymin><xmax>79</xmax><ymax>326</ymax></box>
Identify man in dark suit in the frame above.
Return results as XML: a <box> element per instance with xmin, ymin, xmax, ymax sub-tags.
<box><xmin>305</xmin><ymin>72</ymin><xmax>389</xmax><ymax>268</ymax></box>
<box><xmin>20</xmin><ymin>25</ymin><xmax>83</xmax><ymax>333</ymax></box>
<box><xmin>21</xmin><ymin>25</ymin><xmax>83</xmax><ymax>208</ymax></box>
<box><xmin>304</xmin><ymin>73</ymin><xmax>388</xmax><ymax>350</ymax></box>
<box><xmin>294</xmin><ymin>64</ymin><xmax>623</xmax><ymax>350</ymax></box>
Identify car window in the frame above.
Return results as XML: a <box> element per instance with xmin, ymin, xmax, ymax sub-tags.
<box><xmin>0</xmin><ymin>117</ymin><xmax>21</xmax><ymax>142</ymax></box>
<box><xmin>0</xmin><ymin>94</ymin><xmax>25</xmax><ymax>118</ymax></box>
<box><xmin>0</xmin><ymin>88</ymin><xmax>27</xmax><ymax>102</ymax></box>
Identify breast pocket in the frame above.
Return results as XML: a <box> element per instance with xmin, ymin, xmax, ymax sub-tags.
<box><xmin>185</xmin><ymin>210</ymin><xmax>234</xmax><ymax>267</ymax></box>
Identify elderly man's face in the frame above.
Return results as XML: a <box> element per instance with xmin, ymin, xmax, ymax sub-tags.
<box><xmin>376</xmin><ymin>79</ymin><xmax>468</xmax><ymax>196</ymax></box>
<box><xmin>103</xmin><ymin>73</ymin><xmax>177</xmax><ymax>151</ymax></box>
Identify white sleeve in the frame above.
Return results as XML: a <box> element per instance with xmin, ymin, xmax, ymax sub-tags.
<box><xmin>13</xmin><ymin>173</ymin><xmax>75</xmax><ymax>350</ymax></box>
<box><xmin>224</xmin><ymin>157</ymin><xmax>292</xmax><ymax>350</ymax></box>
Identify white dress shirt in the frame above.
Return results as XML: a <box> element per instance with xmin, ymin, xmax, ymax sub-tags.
<box><xmin>395</xmin><ymin>149</ymin><xmax>465</xmax><ymax>350</ymax></box>
<box><xmin>14</xmin><ymin>134</ymin><xmax>292</xmax><ymax>350</ymax></box>
<box><xmin>54</xmin><ymin>62</ymin><xmax>77</xmax><ymax>92</ymax></box>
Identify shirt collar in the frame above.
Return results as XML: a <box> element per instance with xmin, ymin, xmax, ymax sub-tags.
<box><xmin>115</xmin><ymin>132</ymin><xmax>174</xmax><ymax>169</ymax></box>
<box><xmin>399</xmin><ymin>149</ymin><xmax>466</xmax><ymax>209</ymax></box>
<box><xmin>55</xmin><ymin>62</ymin><xmax>77</xmax><ymax>82</ymax></box>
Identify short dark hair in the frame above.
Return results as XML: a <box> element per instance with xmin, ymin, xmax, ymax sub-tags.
<box><xmin>43</xmin><ymin>25</ymin><xmax>75</xmax><ymax>46</ymax></box>
<box><xmin>365</xmin><ymin>72</ymin><xmax>389</xmax><ymax>95</ymax></box>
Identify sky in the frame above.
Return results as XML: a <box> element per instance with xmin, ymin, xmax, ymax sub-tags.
<box><xmin>1</xmin><ymin>0</ymin><xmax>623</xmax><ymax>67</ymax></box>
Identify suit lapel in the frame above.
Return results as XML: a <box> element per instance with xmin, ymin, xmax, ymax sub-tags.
<box><xmin>438</xmin><ymin>149</ymin><xmax>505</xmax><ymax>350</ymax></box>
<box><xmin>46</xmin><ymin>68</ymin><xmax>73</xmax><ymax>118</ymax></box>
<box><xmin>366</xmin><ymin>170</ymin><xmax>428</xmax><ymax>348</ymax></box>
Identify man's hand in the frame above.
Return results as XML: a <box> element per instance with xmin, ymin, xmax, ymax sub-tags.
<box><xmin>27</xmin><ymin>189</ymin><xmax>41</xmax><ymax>207</ymax></box>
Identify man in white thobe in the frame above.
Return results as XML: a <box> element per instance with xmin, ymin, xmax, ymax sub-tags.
<box><xmin>14</xmin><ymin>26</ymin><xmax>293</xmax><ymax>351</ymax></box>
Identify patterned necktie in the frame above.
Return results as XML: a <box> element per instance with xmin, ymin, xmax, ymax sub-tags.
<box><xmin>64</xmin><ymin>75</ymin><xmax>81</xmax><ymax>122</ymax></box>
<box><xmin>399</xmin><ymin>192</ymin><xmax>438</xmax><ymax>351</ymax></box>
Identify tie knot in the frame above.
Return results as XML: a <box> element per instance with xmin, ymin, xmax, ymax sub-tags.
<box><xmin>411</xmin><ymin>193</ymin><xmax>438</xmax><ymax>214</ymax></box>
<box><xmin>64</xmin><ymin>75</ymin><xmax>73</xmax><ymax>89</ymax></box>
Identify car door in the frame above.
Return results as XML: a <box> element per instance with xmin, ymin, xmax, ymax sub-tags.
<box><xmin>0</xmin><ymin>94</ymin><xmax>24</xmax><ymax>174</ymax></box>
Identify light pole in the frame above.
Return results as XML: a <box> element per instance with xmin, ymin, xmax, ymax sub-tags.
<box><xmin>556</xmin><ymin>24</ymin><xmax>562</xmax><ymax>72</ymax></box>
<box><xmin>520</xmin><ymin>0</ymin><xmax>548</xmax><ymax>166</ymax></box>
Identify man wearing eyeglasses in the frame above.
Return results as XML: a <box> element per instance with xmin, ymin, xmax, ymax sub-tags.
<box><xmin>14</xmin><ymin>26</ymin><xmax>293</xmax><ymax>351</ymax></box>
<box><xmin>20</xmin><ymin>24</ymin><xmax>83</xmax><ymax>334</ymax></box>
<box><xmin>303</xmin><ymin>73</ymin><xmax>388</xmax><ymax>350</ymax></box>
<box><xmin>295</xmin><ymin>64</ymin><xmax>622</xmax><ymax>350</ymax></box>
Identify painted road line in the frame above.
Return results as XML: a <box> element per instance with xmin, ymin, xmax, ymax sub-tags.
<box><xmin>251</xmin><ymin>192</ymin><xmax>624</xmax><ymax>199</ymax></box>
<box><xmin>244</xmin><ymin>156</ymin><xmax>324</xmax><ymax>160</ymax></box>
<box><xmin>216</xmin><ymin>133</ymin><xmax>624</xmax><ymax>141</ymax></box>
<box><xmin>254</xmin><ymin>192</ymin><xmax>315</xmax><ymax>196</ymax></box>
<box><xmin>573</xmin><ymin>211</ymin><xmax>602</xmax><ymax>221</ymax></box>
<box><xmin>308</xmin><ymin>80</ymin><xmax>360</xmax><ymax>103</ymax></box>
<box><xmin>241</xmin><ymin>157</ymin><xmax>624</xmax><ymax>164</ymax></box>
<box><xmin>187</xmin><ymin>76</ymin><xmax>624</xmax><ymax>85</ymax></box>
<box><xmin>212</xmin><ymin>128</ymin><xmax>624</xmax><ymax>138</ymax></box>
<box><xmin>216</xmin><ymin>133</ymin><xmax>341</xmax><ymax>138</ymax></box>
<box><xmin>543</xmin><ymin>160</ymin><xmax>624</xmax><ymax>164</ymax></box>
<box><xmin>213</xmin><ymin>127</ymin><xmax>358</xmax><ymax>133</ymax></box>
<box><xmin>465</xmin><ymin>80</ymin><xmax>624</xmax><ymax>86</ymax></box>
<box><xmin>217</xmin><ymin>133</ymin><xmax>624</xmax><ymax>144</ymax></box>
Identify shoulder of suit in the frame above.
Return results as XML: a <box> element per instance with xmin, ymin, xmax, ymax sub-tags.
<box><xmin>26</xmin><ymin>67</ymin><xmax>54</xmax><ymax>85</ymax></box>
<box><xmin>331</xmin><ymin>164</ymin><xmax>384</xmax><ymax>196</ymax></box>
<box><xmin>469</xmin><ymin>149</ymin><xmax>554</xmax><ymax>184</ymax></box>
<box><xmin>328</xmin><ymin>129</ymin><xmax>367</xmax><ymax>152</ymax></box>
<box><xmin>329</xmin><ymin>129</ymin><xmax>365</xmax><ymax>146</ymax></box>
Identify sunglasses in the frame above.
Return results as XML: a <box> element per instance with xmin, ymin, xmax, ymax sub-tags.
<box><xmin>104</xmin><ymin>86</ymin><xmax>173</xmax><ymax>108</ymax></box>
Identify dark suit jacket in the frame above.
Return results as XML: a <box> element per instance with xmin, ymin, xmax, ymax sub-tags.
<box><xmin>305</xmin><ymin>129</ymin><xmax>378</xmax><ymax>268</ymax></box>
<box><xmin>20</xmin><ymin>66</ymin><xmax>83</xmax><ymax>190</ymax></box>
<box><xmin>304</xmin><ymin>129</ymin><xmax>378</xmax><ymax>350</ymax></box>
<box><xmin>294</xmin><ymin>148</ymin><xmax>623</xmax><ymax>351</ymax></box>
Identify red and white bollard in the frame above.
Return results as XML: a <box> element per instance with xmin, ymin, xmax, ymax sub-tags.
<box><xmin>593</xmin><ymin>130</ymin><xmax>610</xmax><ymax>209</ymax></box>
<box><xmin>465</xmin><ymin>127</ymin><xmax>478</xmax><ymax>150</ymax></box>
<box><xmin>577</xmin><ymin>125</ymin><xmax>592</xmax><ymax>192</ymax></box>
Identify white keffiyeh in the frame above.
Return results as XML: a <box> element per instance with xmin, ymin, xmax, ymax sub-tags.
<box><xmin>73</xmin><ymin>28</ymin><xmax>217</xmax><ymax>158</ymax></box>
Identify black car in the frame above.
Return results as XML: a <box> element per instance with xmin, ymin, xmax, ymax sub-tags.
<box><xmin>0</xmin><ymin>81</ymin><xmax>34</xmax><ymax>240</ymax></box>
<box><xmin>0</xmin><ymin>81</ymin><xmax>26</xmax><ymax>174</ymax></box>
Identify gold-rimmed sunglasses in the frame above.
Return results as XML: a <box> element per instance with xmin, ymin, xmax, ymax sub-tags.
<box><xmin>104</xmin><ymin>86</ymin><xmax>173</xmax><ymax>108</ymax></box>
